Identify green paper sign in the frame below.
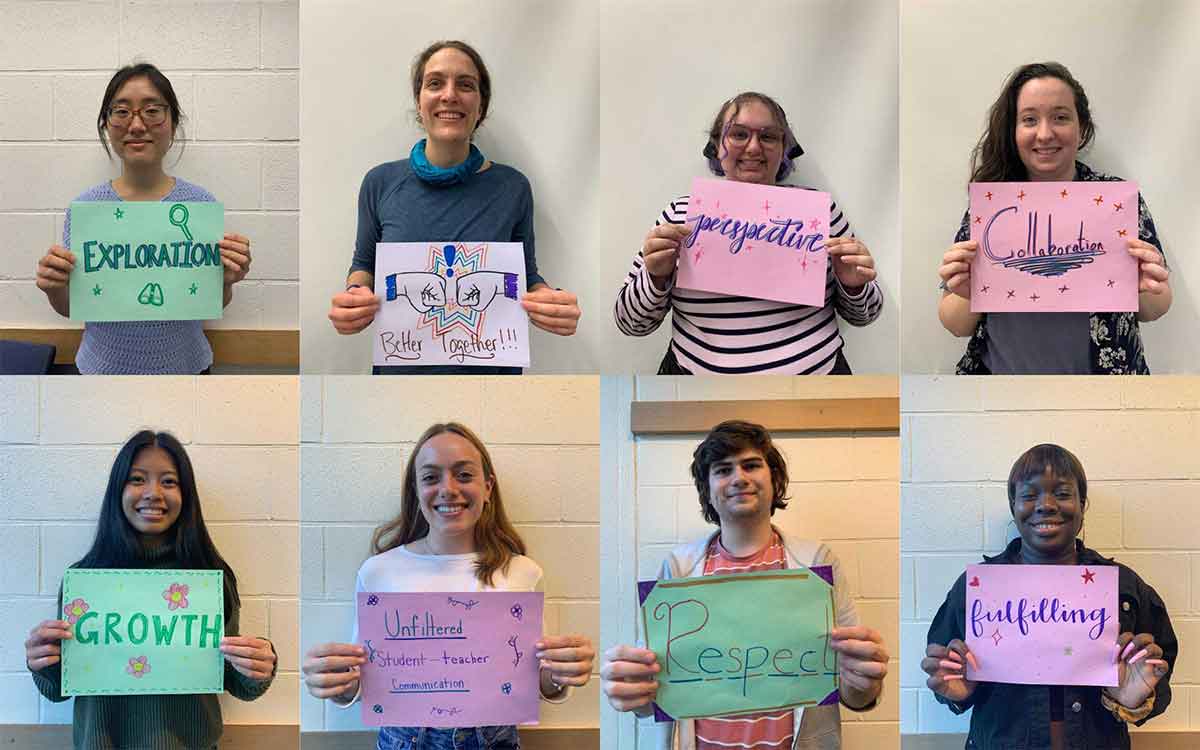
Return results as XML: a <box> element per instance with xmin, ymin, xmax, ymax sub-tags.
<box><xmin>61</xmin><ymin>569</ymin><xmax>224</xmax><ymax>696</ymax></box>
<box><xmin>68</xmin><ymin>201</ymin><xmax>224</xmax><ymax>321</ymax></box>
<box><xmin>640</xmin><ymin>568</ymin><xmax>838</xmax><ymax>720</ymax></box>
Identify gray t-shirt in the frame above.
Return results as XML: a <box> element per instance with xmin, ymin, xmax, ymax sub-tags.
<box><xmin>981</xmin><ymin>312</ymin><xmax>1091</xmax><ymax>374</ymax></box>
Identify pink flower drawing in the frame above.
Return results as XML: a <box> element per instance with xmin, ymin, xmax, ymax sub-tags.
<box><xmin>63</xmin><ymin>598</ymin><xmax>89</xmax><ymax>625</ymax></box>
<box><xmin>126</xmin><ymin>656</ymin><xmax>151</xmax><ymax>678</ymax></box>
<box><xmin>163</xmin><ymin>582</ymin><xmax>190</xmax><ymax>610</ymax></box>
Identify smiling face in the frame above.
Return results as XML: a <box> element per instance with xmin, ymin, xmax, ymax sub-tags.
<box><xmin>105</xmin><ymin>75</ymin><xmax>174</xmax><ymax>168</ymax></box>
<box><xmin>416</xmin><ymin>47</ymin><xmax>484</xmax><ymax>147</ymax></box>
<box><xmin>1010</xmin><ymin>465</ymin><xmax>1084</xmax><ymax>562</ymax></box>
<box><xmin>717</xmin><ymin>99</ymin><xmax>786</xmax><ymax>185</ymax></box>
<box><xmin>706</xmin><ymin>448</ymin><xmax>774</xmax><ymax>525</ymax></box>
<box><xmin>121</xmin><ymin>445</ymin><xmax>183</xmax><ymax>537</ymax></box>
<box><xmin>1014</xmin><ymin>76</ymin><xmax>1080</xmax><ymax>182</ymax></box>
<box><xmin>414</xmin><ymin>432</ymin><xmax>494</xmax><ymax>544</ymax></box>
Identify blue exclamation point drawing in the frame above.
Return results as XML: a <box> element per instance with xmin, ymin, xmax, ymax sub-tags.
<box><xmin>443</xmin><ymin>244</ymin><xmax>456</xmax><ymax>277</ymax></box>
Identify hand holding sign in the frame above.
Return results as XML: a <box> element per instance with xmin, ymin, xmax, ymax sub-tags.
<box><xmin>830</xmin><ymin>626</ymin><xmax>888</xmax><ymax>705</ymax></box>
<box><xmin>939</xmin><ymin>241</ymin><xmax>978</xmax><ymax>300</ymax></box>
<box><xmin>302</xmin><ymin>641</ymin><xmax>367</xmax><ymax>701</ymax></box>
<box><xmin>922</xmin><ymin>640</ymin><xmax>979</xmax><ymax>703</ymax></box>
<box><xmin>25</xmin><ymin>619</ymin><xmax>74</xmax><ymax>672</ymax></box>
<box><xmin>1126</xmin><ymin>239</ymin><xmax>1169</xmax><ymax>295</ymax></box>
<box><xmin>601</xmin><ymin>645</ymin><xmax>660</xmax><ymax>712</ymax></box>
<box><xmin>827</xmin><ymin>237</ymin><xmax>877</xmax><ymax>291</ymax></box>
<box><xmin>520</xmin><ymin>287</ymin><xmax>581</xmax><ymax>337</ymax></box>
<box><xmin>329</xmin><ymin>286</ymin><xmax>381</xmax><ymax>335</ymax></box>
<box><xmin>641</xmin><ymin>223</ymin><xmax>691</xmax><ymax>290</ymax></box>
<box><xmin>36</xmin><ymin>246</ymin><xmax>76</xmax><ymax>292</ymax></box>
<box><xmin>218</xmin><ymin>233</ymin><xmax>252</xmax><ymax>286</ymax></box>
<box><xmin>1105</xmin><ymin>632</ymin><xmax>1169</xmax><ymax>710</ymax></box>
<box><xmin>220</xmin><ymin>635</ymin><xmax>275</xmax><ymax>681</ymax></box>
<box><xmin>536</xmin><ymin>634</ymin><xmax>595</xmax><ymax>691</ymax></box>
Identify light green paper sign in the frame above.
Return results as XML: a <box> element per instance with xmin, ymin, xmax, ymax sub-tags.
<box><xmin>61</xmin><ymin>569</ymin><xmax>224</xmax><ymax>696</ymax></box>
<box><xmin>640</xmin><ymin>568</ymin><xmax>838</xmax><ymax>720</ymax></box>
<box><xmin>69</xmin><ymin>201</ymin><xmax>224</xmax><ymax>321</ymax></box>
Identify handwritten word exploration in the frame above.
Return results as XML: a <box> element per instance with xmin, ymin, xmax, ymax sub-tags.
<box><xmin>639</xmin><ymin>568</ymin><xmax>838</xmax><ymax>720</ymax></box>
<box><xmin>61</xmin><ymin>569</ymin><xmax>224</xmax><ymax>696</ymax></box>
<box><xmin>373</xmin><ymin>242</ymin><xmax>530</xmax><ymax>368</ymax></box>
<box><xmin>69</xmin><ymin>201</ymin><xmax>224</xmax><ymax>322</ymax></box>
<box><xmin>964</xmin><ymin>564</ymin><xmax>1118</xmax><ymax>686</ymax></box>
<box><xmin>676</xmin><ymin>178</ymin><xmax>830</xmax><ymax>306</ymax></box>
<box><xmin>357</xmin><ymin>592</ymin><xmax>543</xmax><ymax>728</ymax></box>
<box><xmin>969</xmin><ymin>182</ymin><xmax>1138</xmax><ymax>313</ymax></box>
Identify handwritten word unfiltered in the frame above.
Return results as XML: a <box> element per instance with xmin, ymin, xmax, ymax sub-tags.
<box><xmin>969</xmin><ymin>597</ymin><xmax>1109</xmax><ymax>641</ymax></box>
<box><xmin>684</xmin><ymin>215</ymin><xmax>824</xmax><ymax>256</ymax></box>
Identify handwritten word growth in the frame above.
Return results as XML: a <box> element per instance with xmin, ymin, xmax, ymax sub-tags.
<box><xmin>73</xmin><ymin>611</ymin><xmax>223</xmax><ymax>648</ymax></box>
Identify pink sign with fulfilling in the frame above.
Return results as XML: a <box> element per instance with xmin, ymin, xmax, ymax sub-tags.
<box><xmin>676</xmin><ymin>177</ymin><xmax>830</xmax><ymax>305</ymax></box>
<box><xmin>964</xmin><ymin>564</ymin><xmax>1117</xmax><ymax>687</ymax></box>
<box><xmin>969</xmin><ymin>181</ymin><xmax>1139</xmax><ymax>313</ymax></box>
<box><xmin>357</xmin><ymin>592</ymin><xmax>544</xmax><ymax>727</ymax></box>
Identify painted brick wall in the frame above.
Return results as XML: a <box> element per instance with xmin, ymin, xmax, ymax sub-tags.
<box><xmin>0</xmin><ymin>375</ymin><xmax>299</xmax><ymax>725</ymax></box>
<box><xmin>901</xmin><ymin>376</ymin><xmax>1200</xmax><ymax>735</ymax></box>
<box><xmin>602</xmin><ymin>376</ymin><xmax>900</xmax><ymax>750</ymax></box>
<box><xmin>299</xmin><ymin>376</ymin><xmax>602</xmax><ymax>731</ymax></box>
<box><xmin>0</xmin><ymin>1</ymin><xmax>299</xmax><ymax>330</ymax></box>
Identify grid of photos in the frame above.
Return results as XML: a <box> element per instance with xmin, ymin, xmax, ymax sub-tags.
<box><xmin>1</xmin><ymin>0</ymin><xmax>1198</xmax><ymax>749</ymax></box>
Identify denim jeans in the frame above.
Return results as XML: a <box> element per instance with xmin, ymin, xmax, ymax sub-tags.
<box><xmin>376</xmin><ymin>725</ymin><xmax>520</xmax><ymax>750</ymax></box>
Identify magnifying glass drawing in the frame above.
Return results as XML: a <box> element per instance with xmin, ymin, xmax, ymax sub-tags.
<box><xmin>169</xmin><ymin>203</ymin><xmax>193</xmax><ymax>242</ymax></box>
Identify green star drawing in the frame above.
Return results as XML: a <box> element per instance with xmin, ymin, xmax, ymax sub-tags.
<box><xmin>189</xmin><ymin>283</ymin><xmax>198</xmax><ymax>295</ymax></box>
<box><xmin>92</xmin><ymin>284</ymin><xmax>102</xmax><ymax>296</ymax></box>
<box><xmin>114</xmin><ymin>208</ymin><xmax>124</xmax><ymax>220</ymax></box>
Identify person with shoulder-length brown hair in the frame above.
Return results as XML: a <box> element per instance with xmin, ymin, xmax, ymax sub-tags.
<box><xmin>326</xmin><ymin>40</ymin><xmax>581</xmax><ymax>374</ymax></box>
<box><xmin>937</xmin><ymin>62</ymin><xmax>1171</xmax><ymax>375</ymax></box>
<box><xmin>613</xmin><ymin>91</ymin><xmax>884</xmax><ymax>375</ymax></box>
<box><xmin>301</xmin><ymin>423</ymin><xmax>595</xmax><ymax>750</ymax></box>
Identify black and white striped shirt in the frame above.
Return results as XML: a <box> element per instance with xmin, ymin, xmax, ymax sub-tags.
<box><xmin>613</xmin><ymin>193</ymin><xmax>884</xmax><ymax>374</ymax></box>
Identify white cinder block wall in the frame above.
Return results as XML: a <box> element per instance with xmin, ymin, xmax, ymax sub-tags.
<box><xmin>300</xmin><ymin>376</ymin><xmax>602</xmax><ymax>732</ymax></box>
<box><xmin>601</xmin><ymin>376</ymin><xmax>901</xmax><ymax>750</ymax></box>
<box><xmin>0</xmin><ymin>1</ymin><xmax>299</xmax><ymax>330</ymax></box>
<box><xmin>0</xmin><ymin>375</ymin><xmax>300</xmax><ymax>726</ymax></box>
<box><xmin>901</xmin><ymin>376</ymin><xmax>1200</xmax><ymax>735</ymax></box>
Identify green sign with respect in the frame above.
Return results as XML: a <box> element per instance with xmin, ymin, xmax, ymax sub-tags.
<box><xmin>640</xmin><ymin>568</ymin><xmax>839</xmax><ymax>720</ymax></box>
<box><xmin>61</xmin><ymin>569</ymin><xmax>224</xmax><ymax>696</ymax></box>
<box><xmin>68</xmin><ymin>201</ymin><xmax>224</xmax><ymax>321</ymax></box>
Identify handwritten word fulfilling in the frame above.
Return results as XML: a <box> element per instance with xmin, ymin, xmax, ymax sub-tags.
<box><xmin>970</xmin><ymin>597</ymin><xmax>1109</xmax><ymax>641</ymax></box>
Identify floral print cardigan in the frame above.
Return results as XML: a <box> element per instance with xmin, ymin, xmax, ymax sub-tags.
<box><xmin>954</xmin><ymin>161</ymin><xmax>1164</xmax><ymax>375</ymax></box>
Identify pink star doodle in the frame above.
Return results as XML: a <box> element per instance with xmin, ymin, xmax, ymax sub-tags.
<box><xmin>762</xmin><ymin>200</ymin><xmax>771</xmax><ymax>213</ymax></box>
<box><xmin>1017</xmin><ymin>190</ymin><xmax>1026</xmax><ymax>201</ymax></box>
<box><xmin>809</xmin><ymin>217</ymin><xmax>822</xmax><ymax>231</ymax></box>
<box><xmin>1060</xmin><ymin>189</ymin><xmax>1069</xmax><ymax>198</ymax></box>
<box><xmin>1113</xmin><ymin>202</ymin><xmax>1123</xmax><ymax>212</ymax></box>
<box><xmin>1081</xmin><ymin>568</ymin><xmax>1095</xmax><ymax>584</ymax></box>
<box><xmin>1093</xmin><ymin>195</ymin><xmax>1104</xmax><ymax>206</ymax></box>
<box><xmin>985</xmin><ymin>191</ymin><xmax>993</xmax><ymax>200</ymax></box>
<box><xmin>694</xmin><ymin>249</ymin><xmax>703</xmax><ymax>263</ymax></box>
<box><xmin>1117</xmin><ymin>229</ymin><xmax>1127</xmax><ymax>237</ymax></box>
<box><xmin>991</xmin><ymin>629</ymin><xmax>1003</xmax><ymax>646</ymax></box>
<box><xmin>974</xmin><ymin>215</ymin><xmax>982</xmax><ymax>224</ymax></box>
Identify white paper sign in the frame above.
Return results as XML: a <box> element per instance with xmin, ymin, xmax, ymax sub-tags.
<box><xmin>372</xmin><ymin>242</ymin><xmax>530</xmax><ymax>368</ymax></box>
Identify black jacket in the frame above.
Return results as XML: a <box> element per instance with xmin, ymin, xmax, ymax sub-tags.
<box><xmin>926</xmin><ymin>539</ymin><xmax>1177</xmax><ymax>750</ymax></box>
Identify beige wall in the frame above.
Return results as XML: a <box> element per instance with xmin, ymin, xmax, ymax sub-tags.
<box><xmin>602</xmin><ymin>376</ymin><xmax>900</xmax><ymax>750</ymax></box>
<box><xmin>0</xmin><ymin>376</ymin><xmax>299</xmax><ymax>725</ymax></box>
<box><xmin>901</xmin><ymin>376</ymin><xmax>1200</xmax><ymax>735</ymax></box>
<box><xmin>299</xmin><ymin>376</ymin><xmax>601</xmax><ymax>731</ymax></box>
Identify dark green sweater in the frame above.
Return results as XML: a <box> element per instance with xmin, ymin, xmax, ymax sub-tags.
<box><xmin>30</xmin><ymin>546</ymin><xmax>276</xmax><ymax>749</ymax></box>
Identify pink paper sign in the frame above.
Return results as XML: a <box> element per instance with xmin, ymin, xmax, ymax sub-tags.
<box><xmin>964</xmin><ymin>564</ymin><xmax>1117</xmax><ymax>687</ymax></box>
<box><xmin>357</xmin><ymin>592</ymin><xmax>544</xmax><ymax>727</ymax></box>
<box><xmin>969</xmin><ymin>181</ymin><xmax>1138</xmax><ymax>312</ymax></box>
<box><xmin>676</xmin><ymin>177</ymin><xmax>830</xmax><ymax>305</ymax></box>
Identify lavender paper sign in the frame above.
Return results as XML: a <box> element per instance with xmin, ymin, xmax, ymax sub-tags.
<box><xmin>964</xmin><ymin>564</ymin><xmax>1117</xmax><ymax>686</ymax></box>
<box><xmin>969</xmin><ymin>181</ymin><xmax>1139</xmax><ymax>312</ymax></box>
<box><xmin>357</xmin><ymin>592</ymin><xmax>544</xmax><ymax>727</ymax></box>
<box><xmin>676</xmin><ymin>178</ymin><xmax>830</xmax><ymax>305</ymax></box>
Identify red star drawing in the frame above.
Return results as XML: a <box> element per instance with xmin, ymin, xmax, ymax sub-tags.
<box><xmin>1113</xmin><ymin>202</ymin><xmax>1123</xmax><ymax>212</ymax></box>
<box><xmin>991</xmin><ymin>629</ymin><xmax>1003</xmax><ymax>646</ymax></box>
<box><xmin>1060</xmin><ymin>189</ymin><xmax>1069</xmax><ymax>198</ymax></box>
<box><xmin>810</xmin><ymin>218</ymin><xmax>823</xmax><ymax>231</ymax></box>
<box><xmin>1058</xmin><ymin>285</ymin><xmax>1069</xmax><ymax>293</ymax></box>
<box><xmin>1093</xmin><ymin>195</ymin><xmax>1104</xmax><ymax>205</ymax></box>
<box><xmin>800</xmin><ymin>256</ymin><xmax>809</xmax><ymax>270</ymax></box>
<box><xmin>1017</xmin><ymin>190</ymin><xmax>1026</xmax><ymax>201</ymax></box>
<box><xmin>744</xmin><ymin>245</ymin><xmax>753</xmax><ymax>252</ymax></box>
<box><xmin>1081</xmin><ymin>568</ymin><xmax>1095</xmax><ymax>584</ymax></box>
<box><xmin>980</xmin><ymin>285</ymin><xmax>990</xmax><ymax>293</ymax></box>
<box><xmin>693</xmin><ymin>198</ymin><xmax>702</xmax><ymax>207</ymax></box>
<box><xmin>985</xmin><ymin>191</ymin><xmax>993</xmax><ymax>200</ymax></box>
<box><xmin>762</xmin><ymin>200</ymin><xmax>771</xmax><ymax>212</ymax></box>
<box><xmin>1117</xmin><ymin>229</ymin><xmax>1127</xmax><ymax>237</ymax></box>
<box><xmin>1107</xmin><ymin>279</ymin><xmax>1116</xmax><ymax>288</ymax></box>
<box><xmin>1006</xmin><ymin>290</ymin><xmax>1015</xmax><ymax>298</ymax></box>
<box><xmin>694</xmin><ymin>250</ymin><xmax>703</xmax><ymax>263</ymax></box>
<box><xmin>1029</xmin><ymin>293</ymin><xmax>1040</xmax><ymax>302</ymax></box>
<box><xmin>974</xmin><ymin>215</ymin><xmax>982</xmax><ymax>224</ymax></box>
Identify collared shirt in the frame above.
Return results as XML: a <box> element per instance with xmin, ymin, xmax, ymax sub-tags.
<box><xmin>926</xmin><ymin>538</ymin><xmax>1177</xmax><ymax>750</ymax></box>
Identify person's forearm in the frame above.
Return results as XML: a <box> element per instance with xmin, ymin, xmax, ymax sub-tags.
<box><xmin>1137</xmin><ymin>287</ymin><xmax>1171</xmax><ymax>322</ymax></box>
<box><xmin>938</xmin><ymin>292</ymin><xmax>980</xmax><ymax>337</ymax></box>
<box><xmin>840</xmin><ymin>679</ymin><xmax>881</xmax><ymax>710</ymax></box>
<box><xmin>44</xmin><ymin>286</ymin><xmax>70</xmax><ymax>317</ymax></box>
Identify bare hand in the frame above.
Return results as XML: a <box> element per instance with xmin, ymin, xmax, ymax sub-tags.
<box><xmin>302</xmin><ymin>642</ymin><xmax>366</xmax><ymax>700</ymax></box>
<box><xmin>921</xmin><ymin>640</ymin><xmax>978</xmax><ymax>704</ymax></box>
<box><xmin>600</xmin><ymin>645</ymin><xmax>660</xmax><ymax>712</ymax></box>
<box><xmin>25</xmin><ymin>619</ymin><xmax>73</xmax><ymax>672</ymax></box>
<box><xmin>521</xmin><ymin>287</ymin><xmax>581</xmax><ymax>336</ymax></box>
<box><xmin>826</xmin><ymin>237</ymin><xmax>877</xmax><ymax>291</ymax></box>
<box><xmin>537</xmin><ymin>634</ymin><xmax>595</xmax><ymax>690</ymax></box>
<box><xmin>219</xmin><ymin>233</ymin><xmax>252</xmax><ymax>286</ymax></box>
<box><xmin>328</xmin><ymin>285</ymin><xmax>381</xmax><ymax>335</ymax></box>
<box><xmin>831</xmin><ymin>626</ymin><xmax>888</xmax><ymax>700</ymax></box>
<box><xmin>35</xmin><ymin>246</ymin><xmax>76</xmax><ymax>292</ymax></box>
<box><xmin>220</xmin><ymin>635</ymin><xmax>275</xmax><ymax>681</ymax></box>
<box><xmin>642</xmin><ymin>223</ymin><xmax>691</xmax><ymax>290</ymax></box>
<box><xmin>1127</xmin><ymin>240</ymin><xmax>1169</xmax><ymax>295</ymax></box>
<box><xmin>939</xmin><ymin>241</ymin><xmax>977</xmax><ymax>299</ymax></box>
<box><xmin>1105</xmin><ymin>632</ymin><xmax>1169</xmax><ymax>709</ymax></box>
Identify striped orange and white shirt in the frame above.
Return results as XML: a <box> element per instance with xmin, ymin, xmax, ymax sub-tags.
<box><xmin>695</xmin><ymin>533</ymin><xmax>794</xmax><ymax>750</ymax></box>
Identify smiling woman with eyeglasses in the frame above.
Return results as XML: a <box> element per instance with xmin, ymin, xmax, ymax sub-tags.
<box><xmin>613</xmin><ymin>92</ymin><xmax>884</xmax><ymax>375</ymax></box>
<box><xmin>32</xmin><ymin>63</ymin><xmax>253</xmax><ymax>374</ymax></box>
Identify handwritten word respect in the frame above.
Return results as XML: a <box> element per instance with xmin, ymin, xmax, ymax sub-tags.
<box><xmin>970</xmin><ymin>597</ymin><xmax>1109</xmax><ymax>641</ymax></box>
<box><xmin>684</xmin><ymin>215</ymin><xmax>824</xmax><ymax>256</ymax></box>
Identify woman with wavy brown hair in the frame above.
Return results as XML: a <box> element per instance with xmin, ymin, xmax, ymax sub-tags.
<box><xmin>301</xmin><ymin>423</ymin><xmax>595</xmax><ymax>750</ymax></box>
<box><xmin>937</xmin><ymin>62</ymin><xmax>1170</xmax><ymax>374</ymax></box>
